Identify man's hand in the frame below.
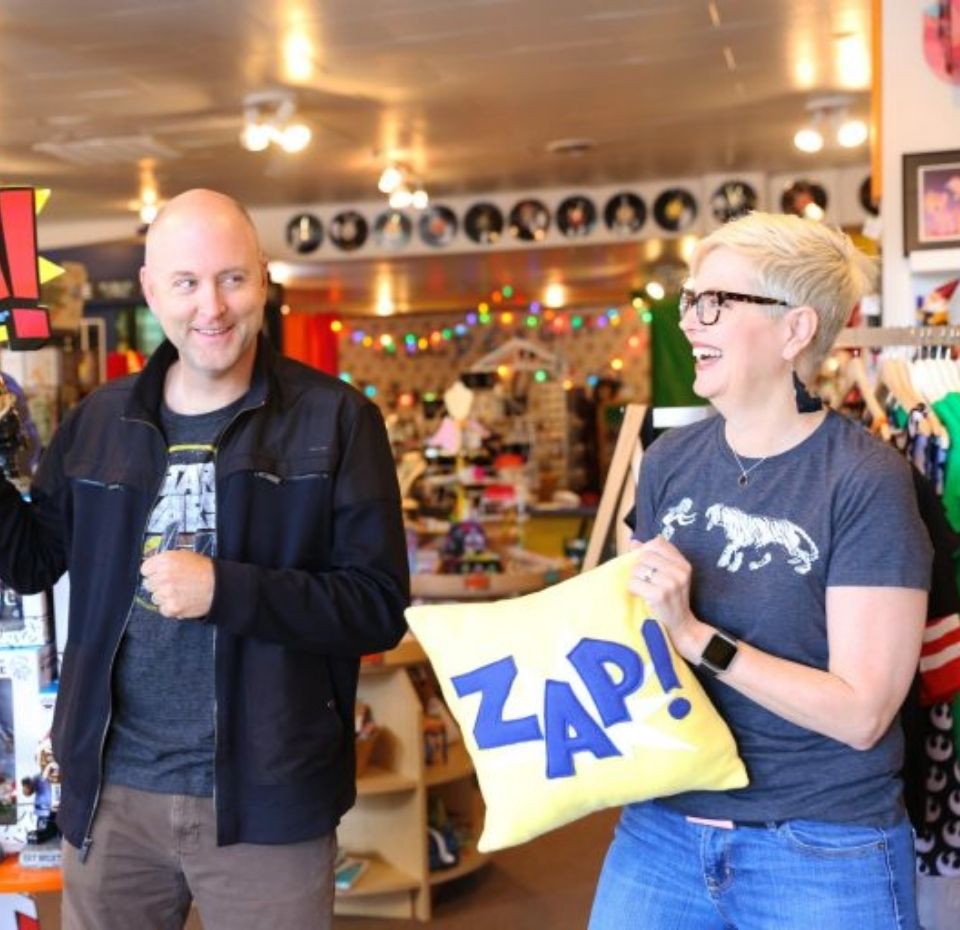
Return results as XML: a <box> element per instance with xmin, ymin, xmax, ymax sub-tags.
<box><xmin>141</xmin><ymin>550</ymin><xmax>215</xmax><ymax>620</ymax></box>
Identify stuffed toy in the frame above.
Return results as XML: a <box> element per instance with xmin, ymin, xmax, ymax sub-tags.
<box><xmin>406</xmin><ymin>552</ymin><xmax>748</xmax><ymax>852</ymax></box>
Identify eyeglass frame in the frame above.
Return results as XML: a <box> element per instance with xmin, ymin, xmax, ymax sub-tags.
<box><xmin>678</xmin><ymin>288</ymin><xmax>790</xmax><ymax>326</ymax></box>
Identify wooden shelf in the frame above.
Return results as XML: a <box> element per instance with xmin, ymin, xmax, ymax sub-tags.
<box><xmin>357</xmin><ymin>763</ymin><xmax>418</xmax><ymax>796</ymax></box>
<box><xmin>424</xmin><ymin>741</ymin><xmax>474</xmax><ymax>787</ymax></box>
<box><xmin>336</xmin><ymin>855</ymin><xmax>420</xmax><ymax>898</ymax></box>
<box><xmin>428</xmin><ymin>846</ymin><xmax>490</xmax><ymax>886</ymax></box>
<box><xmin>411</xmin><ymin>569</ymin><xmax>561</xmax><ymax>600</ymax></box>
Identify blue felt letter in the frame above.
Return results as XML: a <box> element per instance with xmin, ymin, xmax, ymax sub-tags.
<box><xmin>567</xmin><ymin>638</ymin><xmax>644</xmax><ymax>727</ymax></box>
<box><xmin>543</xmin><ymin>680</ymin><xmax>621</xmax><ymax>778</ymax></box>
<box><xmin>451</xmin><ymin>656</ymin><xmax>543</xmax><ymax>749</ymax></box>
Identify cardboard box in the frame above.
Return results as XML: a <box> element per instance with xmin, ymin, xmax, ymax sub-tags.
<box><xmin>0</xmin><ymin>645</ymin><xmax>58</xmax><ymax>853</ymax></box>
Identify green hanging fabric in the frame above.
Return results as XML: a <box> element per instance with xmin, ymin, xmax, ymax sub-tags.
<box><xmin>649</xmin><ymin>296</ymin><xmax>708</xmax><ymax>409</ymax></box>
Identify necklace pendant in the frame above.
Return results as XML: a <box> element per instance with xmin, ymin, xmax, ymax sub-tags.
<box><xmin>738</xmin><ymin>474</ymin><xmax>748</xmax><ymax>487</ymax></box>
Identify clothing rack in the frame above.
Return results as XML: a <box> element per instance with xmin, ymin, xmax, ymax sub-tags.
<box><xmin>834</xmin><ymin>325</ymin><xmax>960</xmax><ymax>349</ymax></box>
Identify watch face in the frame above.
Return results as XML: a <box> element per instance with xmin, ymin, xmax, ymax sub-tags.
<box><xmin>419</xmin><ymin>205</ymin><xmax>458</xmax><ymax>247</ymax></box>
<box><xmin>557</xmin><ymin>195</ymin><xmax>597</xmax><ymax>238</ymax></box>
<box><xmin>653</xmin><ymin>188</ymin><xmax>698</xmax><ymax>232</ymax></box>
<box><xmin>780</xmin><ymin>179</ymin><xmax>828</xmax><ymax>218</ymax></box>
<box><xmin>701</xmin><ymin>632</ymin><xmax>738</xmax><ymax>673</ymax></box>
<box><xmin>603</xmin><ymin>192</ymin><xmax>646</xmax><ymax>235</ymax></box>
<box><xmin>373</xmin><ymin>210</ymin><xmax>412</xmax><ymax>249</ymax></box>
<box><xmin>285</xmin><ymin>213</ymin><xmax>323</xmax><ymax>254</ymax></box>
<box><xmin>508</xmin><ymin>198</ymin><xmax>550</xmax><ymax>242</ymax></box>
<box><xmin>464</xmin><ymin>202</ymin><xmax>504</xmax><ymax>244</ymax></box>
<box><xmin>710</xmin><ymin>180</ymin><xmax>758</xmax><ymax>224</ymax></box>
<box><xmin>330</xmin><ymin>210</ymin><xmax>368</xmax><ymax>251</ymax></box>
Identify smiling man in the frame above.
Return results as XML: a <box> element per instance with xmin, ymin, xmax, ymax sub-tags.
<box><xmin>0</xmin><ymin>189</ymin><xmax>409</xmax><ymax>930</ymax></box>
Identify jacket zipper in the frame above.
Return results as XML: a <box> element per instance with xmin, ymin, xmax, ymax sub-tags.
<box><xmin>209</xmin><ymin>396</ymin><xmax>265</xmax><ymax>845</ymax></box>
<box><xmin>80</xmin><ymin>415</ymin><xmax>168</xmax><ymax>862</ymax></box>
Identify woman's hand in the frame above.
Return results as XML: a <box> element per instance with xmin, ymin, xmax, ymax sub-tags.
<box><xmin>627</xmin><ymin>537</ymin><xmax>705</xmax><ymax>661</ymax></box>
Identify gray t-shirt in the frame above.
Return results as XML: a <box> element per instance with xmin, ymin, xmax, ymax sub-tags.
<box><xmin>635</xmin><ymin>409</ymin><xmax>932</xmax><ymax>826</ymax></box>
<box><xmin>104</xmin><ymin>398</ymin><xmax>242</xmax><ymax>796</ymax></box>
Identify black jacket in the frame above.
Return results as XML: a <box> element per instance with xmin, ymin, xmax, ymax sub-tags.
<box><xmin>0</xmin><ymin>337</ymin><xmax>409</xmax><ymax>851</ymax></box>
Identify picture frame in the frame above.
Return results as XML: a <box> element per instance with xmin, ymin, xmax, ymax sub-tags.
<box><xmin>903</xmin><ymin>149</ymin><xmax>960</xmax><ymax>254</ymax></box>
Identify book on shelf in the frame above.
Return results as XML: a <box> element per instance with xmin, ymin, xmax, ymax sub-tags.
<box><xmin>334</xmin><ymin>855</ymin><xmax>370</xmax><ymax>891</ymax></box>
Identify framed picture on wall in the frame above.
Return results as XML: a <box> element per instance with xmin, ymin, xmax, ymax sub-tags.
<box><xmin>903</xmin><ymin>149</ymin><xmax>960</xmax><ymax>254</ymax></box>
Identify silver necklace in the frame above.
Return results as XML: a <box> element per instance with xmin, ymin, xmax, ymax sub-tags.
<box><xmin>729</xmin><ymin>447</ymin><xmax>767</xmax><ymax>487</ymax></box>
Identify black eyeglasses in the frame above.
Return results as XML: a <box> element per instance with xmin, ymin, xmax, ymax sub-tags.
<box><xmin>678</xmin><ymin>288</ymin><xmax>789</xmax><ymax>326</ymax></box>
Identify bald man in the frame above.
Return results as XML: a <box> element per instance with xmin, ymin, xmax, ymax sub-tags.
<box><xmin>0</xmin><ymin>189</ymin><xmax>409</xmax><ymax>929</ymax></box>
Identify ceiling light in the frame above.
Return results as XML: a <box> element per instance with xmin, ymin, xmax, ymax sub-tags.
<box><xmin>240</xmin><ymin>90</ymin><xmax>312</xmax><ymax>154</ymax></box>
<box><xmin>836</xmin><ymin>117</ymin><xmax>868</xmax><ymax>148</ymax></box>
<box><xmin>139</xmin><ymin>202</ymin><xmax>159</xmax><ymax>224</ymax></box>
<box><xmin>794</xmin><ymin>127</ymin><xmax>824</xmax><ymax>153</ymax></box>
<box><xmin>378</xmin><ymin>162</ymin><xmax>429</xmax><ymax>210</ymax></box>
<box><xmin>378</xmin><ymin>165</ymin><xmax>404</xmax><ymax>194</ymax></box>
<box><xmin>388</xmin><ymin>187</ymin><xmax>413</xmax><ymax>210</ymax></box>
<box><xmin>278</xmin><ymin>122</ymin><xmax>312</xmax><ymax>153</ymax></box>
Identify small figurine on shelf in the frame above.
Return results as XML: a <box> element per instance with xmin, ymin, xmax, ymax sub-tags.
<box><xmin>440</xmin><ymin>520</ymin><xmax>502</xmax><ymax>574</ymax></box>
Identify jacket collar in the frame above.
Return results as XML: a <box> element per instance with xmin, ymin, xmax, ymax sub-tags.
<box><xmin>124</xmin><ymin>334</ymin><xmax>273</xmax><ymax>424</ymax></box>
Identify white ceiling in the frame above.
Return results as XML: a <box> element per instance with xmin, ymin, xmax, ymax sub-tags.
<box><xmin>2</xmin><ymin>0</ymin><xmax>873</xmax><ymax>311</ymax></box>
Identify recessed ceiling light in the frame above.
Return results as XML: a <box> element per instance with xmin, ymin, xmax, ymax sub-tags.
<box><xmin>545</xmin><ymin>138</ymin><xmax>596</xmax><ymax>157</ymax></box>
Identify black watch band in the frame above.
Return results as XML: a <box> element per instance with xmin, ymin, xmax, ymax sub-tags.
<box><xmin>698</xmin><ymin>630</ymin><xmax>739</xmax><ymax>678</ymax></box>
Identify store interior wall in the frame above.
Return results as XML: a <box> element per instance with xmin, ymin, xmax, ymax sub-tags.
<box><xmin>881</xmin><ymin>0</ymin><xmax>960</xmax><ymax>324</ymax></box>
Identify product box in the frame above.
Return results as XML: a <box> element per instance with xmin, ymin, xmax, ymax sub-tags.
<box><xmin>0</xmin><ymin>585</ymin><xmax>54</xmax><ymax>649</ymax></box>
<box><xmin>0</xmin><ymin>645</ymin><xmax>58</xmax><ymax>853</ymax></box>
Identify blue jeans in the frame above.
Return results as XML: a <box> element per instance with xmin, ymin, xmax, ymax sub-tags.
<box><xmin>588</xmin><ymin>801</ymin><xmax>919</xmax><ymax>930</ymax></box>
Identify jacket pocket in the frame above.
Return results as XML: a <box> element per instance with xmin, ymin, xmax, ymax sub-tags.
<box><xmin>242</xmin><ymin>645</ymin><xmax>345</xmax><ymax>785</ymax></box>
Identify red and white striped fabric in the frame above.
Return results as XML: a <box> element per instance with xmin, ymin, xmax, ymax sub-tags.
<box><xmin>920</xmin><ymin>611</ymin><xmax>960</xmax><ymax>705</ymax></box>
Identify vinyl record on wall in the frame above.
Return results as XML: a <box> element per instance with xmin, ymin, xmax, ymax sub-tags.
<box><xmin>653</xmin><ymin>188</ymin><xmax>698</xmax><ymax>232</ymax></box>
<box><xmin>710</xmin><ymin>180</ymin><xmax>758</xmax><ymax>223</ymax></box>
<box><xmin>330</xmin><ymin>210</ymin><xmax>369</xmax><ymax>251</ymax></box>
<box><xmin>508</xmin><ymin>199</ymin><xmax>550</xmax><ymax>242</ymax></box>
<box><xmin>419</xmin><ymin>205</ymin><xmax>458</xmax><ymax>247</ymax></box>
<box><xmin>285</xmin><ymin>213</ymin><xmax>323</xmax><ymax>254</ymax></box>
<box><xmin>557</xmin><ymin>195</ymin><xmax>597</xmax><ymax>238</ymax></box>
<box><xmin>464</xmin><ymin>202</ymin><xmax>504</xmax><ymax>244</ymax></box>
<box><xmin>373</xmin><ymin>210</ymin><xmax>412</xmax><ymax>249</ymax></box>
<box><xmin>859</xmin><ymin>175</ymin><xmax>880</xmax><ymax>216</ymax></box>
<box><xmin>603</xmin><ymin>192</ymin><xmax>646</xmax><ymax>235</ymax></box>
<box><xmin>780</xmin><ymin>179</ymin><xmax>828</xmax><ymax>219</ymax></box>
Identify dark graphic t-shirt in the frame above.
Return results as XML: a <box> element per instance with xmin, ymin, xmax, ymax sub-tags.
<box><xmin>634</xmin><ymin>409</ymin><xmax>932</xmax><ymax>826</ymax></box>
<box><xmin>104</xmin><ymin>398</ymin><xmax>242</xmax><ymax>796</ymax></box>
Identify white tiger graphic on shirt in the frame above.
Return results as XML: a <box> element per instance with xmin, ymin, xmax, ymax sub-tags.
<box><xmin>704</xmin><ymin>503</ymin><xmax>819</xmax><ymax>575</ymax></box>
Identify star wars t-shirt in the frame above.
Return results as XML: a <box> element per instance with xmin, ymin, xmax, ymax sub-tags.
<box><xmin>634</xmin><ymin>409</ymin><xmax>932</xmax><ymax>826</ymax></box>
<box><xmin>104</xmin><ymin>398</ymin><xmax>242</xmax><ymax>797</ymax></box>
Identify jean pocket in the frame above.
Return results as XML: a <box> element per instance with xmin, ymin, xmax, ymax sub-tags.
<box><xmin>778</xmin><ymin>819</ymin><xmax>886</xmax><ymax>859</ymax></box>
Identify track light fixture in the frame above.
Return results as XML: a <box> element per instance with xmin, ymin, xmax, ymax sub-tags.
<box><xmin>793</xmin><ymin>95</ymin><xmax>867</xmax><ymax>154</ymax></box>
<box><xmin>240</xmin><ymin>90</ymin><xmax>312</xmax><ymax>154</ymax></box>
<box><xmin>377</xmin><ymin>163</ymin><xmax>429</xmax><ymax>210</ymax></box>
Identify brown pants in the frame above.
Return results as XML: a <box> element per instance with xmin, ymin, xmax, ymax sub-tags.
<box><xmin>62</xmin><ymin>784</ymin><xmax>336</xmax><ymax>930</ymax></box>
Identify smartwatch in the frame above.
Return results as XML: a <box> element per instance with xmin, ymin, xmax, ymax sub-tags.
<box><xmin>698</xmin><ymin>630</ymin><xmax>739</xmax><ymax>678</ymax></box>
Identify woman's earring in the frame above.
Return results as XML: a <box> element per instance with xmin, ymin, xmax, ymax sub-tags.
<box><xmin>793</xmin><ymin>371</ymin><xmax>823</xmax><ymax>413</ymax></box>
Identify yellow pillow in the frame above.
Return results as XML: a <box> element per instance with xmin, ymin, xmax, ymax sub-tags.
<box><xmin>406</xmin><ymin>552</ymin><xmax>748</xmax><ymax>852</ymax></box>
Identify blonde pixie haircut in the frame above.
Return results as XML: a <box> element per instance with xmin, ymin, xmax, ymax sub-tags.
<box><xmin>689</xmin><ymin>211</ymin><xmax>877</xmax><ymax>373</ymax></box>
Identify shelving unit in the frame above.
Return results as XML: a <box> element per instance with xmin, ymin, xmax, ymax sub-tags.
<box><xmin>335</xmin><ymin>638</ymin><xmax>489</xmax><ymax>921</ymax></box>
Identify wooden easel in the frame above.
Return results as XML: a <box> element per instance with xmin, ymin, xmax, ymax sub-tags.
<box><xmin>581</xmin><ymin>404</ymin><xmax>646</xmax><ymax>571</ymax></box>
